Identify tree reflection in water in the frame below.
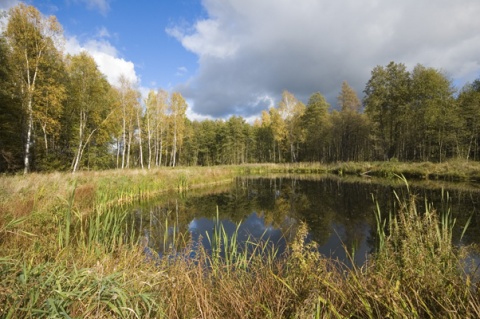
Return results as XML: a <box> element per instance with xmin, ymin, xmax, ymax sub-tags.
<box><xmin>128</xmin><ymin>175</ymin><xmax>480</xmax><ymax>266</ymax></box>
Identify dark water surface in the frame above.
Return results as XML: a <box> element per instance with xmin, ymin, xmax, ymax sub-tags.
<box><xmin>129</xmin><ymin>175</ymin><xmax>480</xmax><ymax>266</ymax></box>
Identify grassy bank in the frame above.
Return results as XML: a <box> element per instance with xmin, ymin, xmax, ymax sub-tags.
<box><xmin>1</xmin><ymin>164</ymin><xmax>479</xmax><ymax>318</ymax></box>
<box><xmin>239</xmin><ymin>160</ymin><xmax>480</xmax><ymax>182</ymax></box>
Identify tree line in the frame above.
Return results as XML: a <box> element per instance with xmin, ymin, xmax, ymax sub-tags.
<box><xmin>1</xmin><ymin>3</ymin><xmax>480</xmax><ymax>173</ymax></box>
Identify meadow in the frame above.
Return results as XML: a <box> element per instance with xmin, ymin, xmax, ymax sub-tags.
<box><xmin>1</xmin><ymin>163</ymin><xmax>480</xmax><ymax>318</ymax></box>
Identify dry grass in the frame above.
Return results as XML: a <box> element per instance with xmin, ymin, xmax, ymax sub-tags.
<box><xmin>1</xmin><ymin>166</ymin><xmax>479</xmax><ymax>318</ymax></box>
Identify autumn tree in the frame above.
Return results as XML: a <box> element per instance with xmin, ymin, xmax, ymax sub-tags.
<box><xmin>116</xmin><ymin>75</ymin><xmax>141</xmax><ymax>169</ymax></box>
<box><xmin>278</xmin><ymin>90</ymin><xmax>306</xmax><ymax>162</ymax></box>
<box><xmin>168</xmin><ymin>92</ymin><xmax>187</xmax><ymax>167</ymax></box>
<box><xmin>154</xmin><ymin>89</ymin><xmax>169</xmax><ymax>166</ymax></box>
<box><xmin>332</xmin><ymin>82</ymin><xmax>370</xmax><ymax>161</ymax></box>
<box><xmin>144</xmin><ymin>90</ymin><xmax>156</xmax><ymax>168</ymax></box>
<box><xmin>143</xmin><ymin>89</ymin><xmax>169</xmax><ymax>167</ymax></box>
<box><xmin>338</xmin><ymin>81</ymin><xmax>361</xmax><ymax>112</ymax></box>
<box><xmin>65</xmin><ymin>52</ymin><xmax>113</xmax><ymax>172</ymax></box>
<box><xmin>5</xmin><ymin>3</ymin><xmax>63</xmax><ymax>173</ymax></box>
<box><xmin>33</xmin><ymin>43</ymin><xmax>66</xmax><ymax>170</ymax></box>
<box><xmin>269</xmin><ymin>107</ymin><xmax>286</xmax><ymax>162</ymax></box>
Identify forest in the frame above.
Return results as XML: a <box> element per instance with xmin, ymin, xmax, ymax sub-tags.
<box><xmin>1</xmin><ymin>3</ymin><xmax>480</xmax><ymax>173</ymax></box>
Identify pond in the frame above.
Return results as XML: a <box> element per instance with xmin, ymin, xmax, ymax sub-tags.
<box><xmin>128</xmin><ymin>175</ymin><xmax>480</xmax><ymax>266</ymax></box>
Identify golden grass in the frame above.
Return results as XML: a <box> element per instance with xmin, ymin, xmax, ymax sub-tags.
<box><xmin>1</xmin><ymin>165</ymin><xmax>480</xmax><ymax>318</ymax></box>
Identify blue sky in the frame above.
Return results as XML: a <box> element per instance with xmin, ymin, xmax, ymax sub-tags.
<box><xmin>31</xmin><ymin>0</ymin><xmax>204</xmax><ymax>90</ymax></box>
<box><xmin>2</xmin><ymin>0</ymin><xmax>480</xmax><ymax>121</ymax></box>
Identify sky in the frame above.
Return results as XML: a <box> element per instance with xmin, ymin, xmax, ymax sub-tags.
<box><xmin>2</xmin><ymin>0</ymin><xmax>480</xmax><ymax>121</ymax></box>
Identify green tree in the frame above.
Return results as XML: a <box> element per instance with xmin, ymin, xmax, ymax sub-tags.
<box><xmin>457</xmin><ymin>79</ymin><xmax>480</xmax><ymax>160</ymax></box>
<box><xmin>0</xmin><ymin>35</ymin><xmax>23</xmax><ymax>171</ymax></box>
<box><xmin>181</xmin><ymin>119</ymin><xmax>199</xmax><ymax>166</ymax></box>
<box><xmin>225</xmin><ymin>116</ymin><xmax>248</xmax><ymax>164</ymax></box>
<box><xmin>409</xmin><ymin>65</ymin><xmax>457</xmax><ymax>162</ymax></box>
<box><xmin>5</xmin><ymin>3</ymin><xmax>63</xmax><ymax>173</ymax></box>
<box><xmin>195</xmin><ymin>119</ymin><xmax>219</xmax><ymax>166</ymax></box>
<box><xmin>253</xmin><ymin>113</ymin><xmax>275</xmax><ymax>163</ymax></box>
<box><xmin>301</xmin><ymin>92</ymin><xmax>331</xmax><ymax>161</ymax></box>
<box><xmin>364</xmin><ymin>62</ymin><xmax>410</xmax><ymax>160</ymax></box>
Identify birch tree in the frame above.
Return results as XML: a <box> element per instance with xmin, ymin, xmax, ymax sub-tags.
<box><xmin>144</xmin><ymin>90</ymin><xmax>156</xmax><ymax>168</ymax></box>
<box><xmin>169</xmin><ymin>92</ymin><xmax>187</xmax><ymax>167</ymax></box>
<box><xmin>33</xmin><ymin>47</ymin><xmax>66</xmax><ymax>158</ymax></box>
<box><xmin>66</xmin><ymin>52</ymin><xmax>112</xmax><ymax>173</ymax></box>
<box><xmin>5</xmin><ymin>3</ymin><xmax>63</xmax><ymax>173</ymax></box>
<box><xmin>269</xmin><ymin>107</ymin><xmax>286</xmax><ymax>163</ymax></box>
<box><xmin>117</xmin><ymin>75</ymin><xmax>139</xmax><ymax>169</ymax></box>
<box><xmin>155</xmin><ymin>89</ymin><xmax>168</xmax><ymax>166</ymax></box>
<box><xmin>278</xmin><ymin>90</ymin><xmax>305</xmax><ymax>162</ymax></box>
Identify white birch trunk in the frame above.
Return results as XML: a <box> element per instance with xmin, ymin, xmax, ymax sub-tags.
<box><xmin>23</xmin><ymin>98</ymin><xmax>33</xmax><ymax>174</ymax></box>
<box><xmin>146</xmin><ymin>110</ymin><xmax>152</xmax><ymax>169</ymax></box>
<box><xmin>137</xmin><ymin>108</ymin><xmax>144</xmax><ymax>169</ymax></box>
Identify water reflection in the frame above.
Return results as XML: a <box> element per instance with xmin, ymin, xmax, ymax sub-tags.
<box><xmin>188</xmin><ymin>212</ymin><xmax>287</xmax><ymax>256</ymax></box>
<box><xmin>128</xmin><ymin>175</ymin><xmax>480</xmax><ymax>266</ymax></box>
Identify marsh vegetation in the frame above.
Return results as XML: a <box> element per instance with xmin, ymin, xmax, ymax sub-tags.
<box><xmin>1</xmin><ymin>164</ymin><xmax>480</xmax><ymax>318</ymax></box>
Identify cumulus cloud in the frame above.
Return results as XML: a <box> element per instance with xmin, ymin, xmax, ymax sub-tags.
<box><xmin>170</xmin><ymin>0</ymin><xmax>480</xmax><ymax>118</ymax></box>
<box><xmin>65</xmin><ymin>35</ymin><xmax>138</xmax><ymax>86</ymax></box>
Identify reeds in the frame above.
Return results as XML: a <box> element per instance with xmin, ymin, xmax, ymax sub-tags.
<box><xmin>1</xmin><ymin>168</ymin><xmax>479</xmax><ymax>318</ymax></box>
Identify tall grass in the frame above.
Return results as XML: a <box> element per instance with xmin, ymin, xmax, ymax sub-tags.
<box><xmin>1</xmin><ymin>168</ymin><xmax>479</xmax><ymax>318</ymax></box>
<box><xmin>356</xmin><ymin>176</ymin><xmax>479</xmax><ymax>317</ymax></box>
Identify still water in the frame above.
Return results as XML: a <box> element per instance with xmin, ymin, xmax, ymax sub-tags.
<box><xmin>129</xmin><ymin>175</ymin><xmax>480</xmax><ymax>265</ymax></box>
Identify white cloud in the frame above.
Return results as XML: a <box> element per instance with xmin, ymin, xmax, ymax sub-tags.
<box><xmin>176</xmin><ymin>66</ymin><xmax>188</xmax><ymax>76</ymax></box>
<box><xmin>65</xmin><ymin>36</ymin><xmax>138</xmax><ymax>86</ymax></box>
<box><xmin>185</xmin><ymin>100</ymin><xmax>214</xmax><ymax>122</ymax></box>
<box><xmin>167</xmin><ymin>19</ymin><xmax>239</xmax><ymax>59</ymax></box>
<box><xmin>0</xmin><ymin>0</ymin><xmax>17</xmax><ymax>11</ymax></box>
<box><xmin>2</xmin><ymin>0</ymin><xmax>135</xmax><ymax>87</ymax></box>
<box><xmin>76</xmin><ymin>0</ymin><xmax>110</xmax><ymax>15</ymax></box>
<box><xmin>96</xmin><ymin>26</ymin><xmax>110</xmax><ymax>38</ymax></box>
<box><xmin>170</xmin><ymin>0</ymin><xmax>480</xmax><ymax>118</ymax></box>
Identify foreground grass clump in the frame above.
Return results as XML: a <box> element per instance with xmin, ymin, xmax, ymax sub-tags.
<box><xmin>1</xmin><ymin>168</ymin><xmax>479</xmax><ymax>318</ymax></box>
<box><xmin>346</xmin><ymin>181</ymin><xmax>479</xmax><ymax>318</ymax></box>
